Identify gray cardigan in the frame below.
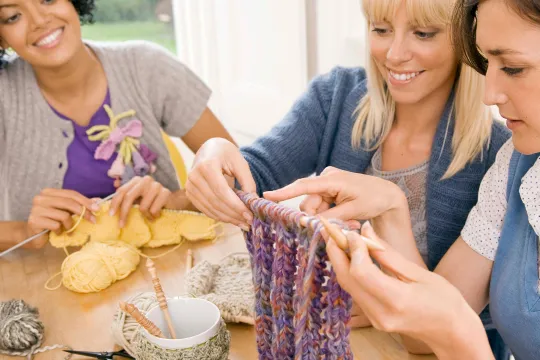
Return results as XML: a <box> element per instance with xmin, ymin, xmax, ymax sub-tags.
<box><xmin>241</xmin><ymin>66</ymin><xmax>511</xmax><ymax>270</ymax></box>
<box><xmin>0</xmin><ymin>40</ymin><xmax>211</xmax><ymax>221</ymax></box>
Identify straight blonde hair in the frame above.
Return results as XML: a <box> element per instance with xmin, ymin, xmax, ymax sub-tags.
<box><xmin>354</xmin><ymin>0</ymin><xmax>492</xmax><ymax>179</ymax></box>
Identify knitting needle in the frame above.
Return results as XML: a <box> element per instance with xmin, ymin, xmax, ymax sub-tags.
<box><xmin>300</xmin><ymin>216</ymin><xmax>385</xmax><ymax>252</ymax></box>
<box><xmin>0</xmin><ymin>193</ymin><xmax>116</xmax><ymax>258</ymax></box>
<box><xmin>119</xmin><ymin>301</ymin><xmax>166</xmax><ymax>338</ymax></box>
<box><xmin>145</xmin><ymin>258</ymin><xmax>177</xmax><ymax>339</ymax></box>
<box><xmin>186</xmin><ymin>249</ymin><xmax>193</xmax><ymax>273</ymax></box>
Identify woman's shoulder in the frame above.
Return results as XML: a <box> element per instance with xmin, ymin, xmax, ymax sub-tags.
<box><xmin>0</xmin><ymin>53</ymin><xmax>31</xmax><ymax>80</ymax></box>
<box><xmin>311</xmin><ymin>66</ymin><xmax>367</xmax><ymax>90</ymax></box>
<box><xmin>85</xmin><ymin>39</ymin><xmax>175</xmax><ymax>65</ymax></box>
<box><xmin>305</xmin><ymin>66</ymin><xmax>368</xmax><ymax>107</ymax></box>
<box><xmin>0</xmin><ymin>54</ymin><xmax>35</xmax><ymax>107</ymax></box>
<box><xmin>86</xmin><ymin>39</ymin><xmax>169</xmax><ymax>53</ymax></box>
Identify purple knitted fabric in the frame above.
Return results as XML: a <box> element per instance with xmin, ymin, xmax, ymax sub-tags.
<box><xmin>236</xmin><ymin>190</ymin><xmax>353</xmax><ymax>360</ymax></box>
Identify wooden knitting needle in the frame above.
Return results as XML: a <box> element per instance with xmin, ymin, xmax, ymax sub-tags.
<box><xmin>145</xmin><ymin>258</ymin><xmax>177</xmax><ymax>339</ymax></box>
<box><xmin>303</xmin><ymin>216</ymin><xmax>385</xmax><ymax>252</ymax></box>
<box><xmin>119</xmin><ymin>302</ymin><xmax>166</xmax><ymax>338</ymax></box>
<box><xmin>186</xmin><ymin>249</ymin><xmax>193</xmax><ymax>273</ymax></box>
<box><xmin>0</xmin><ymin>193</ymin><xmax>116</xmax><ymax>258</ymax></box>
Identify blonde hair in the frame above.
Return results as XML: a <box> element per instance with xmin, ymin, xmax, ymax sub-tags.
<box><xmin>355</xmin><ymin>0</ymin><xmax>492</xmax><ymax>179</ymax></box>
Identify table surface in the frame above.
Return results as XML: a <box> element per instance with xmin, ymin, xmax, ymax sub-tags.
<box><xmin>0</xmin><ymin>224</ymin><xmax>436</xmax><ymax>360</ymax></box>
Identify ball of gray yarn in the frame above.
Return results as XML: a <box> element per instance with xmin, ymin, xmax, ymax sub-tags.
<box><xmin>0</xmin><ymin>300</ymin><xmax>44</xmax><ymax>352</ymax></box>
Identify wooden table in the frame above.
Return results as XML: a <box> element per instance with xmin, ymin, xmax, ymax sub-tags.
<box><xmin>0</xmin><ymin>224</ymin><xmax>436</xmax><ymax>360</ymax></box>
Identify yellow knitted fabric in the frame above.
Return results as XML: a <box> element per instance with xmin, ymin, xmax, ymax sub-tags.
<box><xmin>49</xmin><ymin>202</ymin><xmax>218</xmax><ymax>248</ymax></box>
<box><xmin>46</xmin><ymin>202</ymin><xmax>219</xmax><ymax>294</ymax></box>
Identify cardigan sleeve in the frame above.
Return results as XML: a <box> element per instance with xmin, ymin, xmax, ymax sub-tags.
<box><xmin>134</xmin><ymin>41</ymin><xmax>211</xmax><ymax>137</ymax></box>
<box><xmin>461</xmin><ymin>139</ymin><xmax>513</xmax><ymax>260</ymax></box>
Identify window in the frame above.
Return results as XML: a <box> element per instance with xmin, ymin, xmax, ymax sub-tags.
<box><xmin>82</xmin><ymin>0</ymin><xmax>176</xmax><ymax>54</ymax></box>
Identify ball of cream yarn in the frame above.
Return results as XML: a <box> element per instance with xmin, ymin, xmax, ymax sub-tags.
<box><xmin>61</xmin><ymin>241</ymin><xmax>140</xmax><ymax>293</ymax></box>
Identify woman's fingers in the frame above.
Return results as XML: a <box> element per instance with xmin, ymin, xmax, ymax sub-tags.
<box><xmin>28</xmin><ymin>211</ymin><xmax>64</xmax><ymax>234</ymax></box>
<box><xmin>148</xmin><ymin>187</ymin><xmax>171</xmax><ymax>219</ymax></box>
<box><xmin>346</xmin><ymin>231</ymin><xmax>406</xmax><ymax>307</ymax></box>
<box><xmin>139</xmin><ymin>181</ymin><xmax>162</xmax><ymax>220</ymax></box>
<box><xmin>227</xmin><ymin>155</ymin><xmax>257</xmax><ymax>194</ymax></box>
<box><xmin>119</xmin><ymin>177</ymin><xmax>150</xmax><ymax>227</ymax></box>
<box><xmin>189</xmin><ymin>170</ymin><xmax>248</xmax><ymax>225</ymax></box>
<box><xmin>319</xmin><ymin>201</ymin><xmax>368</xmax><ymax>222</ymax></box>
<box><xmin>326</xmin><ymin>238</ymin><xmax>354</xmax><ymax>290</ymax></box>
<box><xmin>34</xmin><ymin>195</ymin><xmax>96</xmax><ymax>224</ymax></box>
<box><xmin>197</xmin><ymin>155</ymin><xmax>254</xmax><ymax>224</ymax></box>
<box><xmin>41</xmin><ymin>188</ymin><xmax>99</xmax><ymax>212</ymax></box>
<box><xmin>109</xmin><ymin>177</ymin><xmax>139</xmax><ymax>218</ymax></box>
<box><xmin>264</xmin><ymin>177</ymin><xmax>337</xmax><ymax>202</ymax></box>
<box><xmin>361</xmin><ymin>222</ymin><xmax>424</xmax><ymax>283</ymax></box>
<box><xmin>300</xmin><ymin>194</ymin><xmax>325</xmax><ymax>215</ymax></box>
<box><xmin>349</xmin><ymin>313</ymin><xmax>372</xmax><ymax>328</ymax></box>
<box><xmin>186</xmin><ymin>179</ymin><xmax>249</xmax><ymax>230</ymax></box>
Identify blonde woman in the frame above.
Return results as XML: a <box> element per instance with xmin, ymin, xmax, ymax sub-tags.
<box><xmin>268</xmin><ymin>1</ymin><xmax>540</xmax><ymax>358</ymax></box>
<box><xmin>187</xmin><ymin>0</ymin><xmax>509</xmax><ymax>355</ymax></box>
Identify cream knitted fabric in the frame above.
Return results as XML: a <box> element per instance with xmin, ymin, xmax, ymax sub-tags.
<box><xmin>184</xmin><ymin>253</ymin><xmax>255</xmax><ymax>324</ymax></box>
<box><xmin>133</xmin><ymin>319</ymin><xmax>230</xmax><ymax>360</ymax></box>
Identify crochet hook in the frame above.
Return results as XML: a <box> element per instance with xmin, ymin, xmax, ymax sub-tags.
<box><xmin>0</xmin><ymin>193</ymin><xmax>116</xmax><ymax>258</ymax></box>
<box><xmin>119</xmin><ymin>301</ymin><xmax>166</xmax><ymax>338</ymax></box>
<box><xmin>146</xmin><ymin>258</ymin><xmax>177</xmax><ymax>339</ymax></box>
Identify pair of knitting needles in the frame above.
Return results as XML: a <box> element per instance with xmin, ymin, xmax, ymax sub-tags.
<box><xmin>120</xmin><ymin>250</ymin><xmax>195</xmax><ymax>339</ymax></box>
<box><xmin>299</xmin><ymin>216</ymin><xmax>385</xmax><ymax>253</ymax></box>
<box><xmin>0</xmin><ymin>193</ymin><xmax>116</xmax><ymax>258</ymax></box>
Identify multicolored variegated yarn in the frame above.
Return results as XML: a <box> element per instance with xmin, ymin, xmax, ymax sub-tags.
<box><xmin>236</xmin><ymin>190</ymin><xmax>352</xmax><ymax>360</ymax></box>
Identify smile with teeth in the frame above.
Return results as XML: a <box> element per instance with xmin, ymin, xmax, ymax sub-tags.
<box><xmin>389</xmin><ymin>70</ymin><xmax>423</xmax><ymax>81</ymax></box>
<box><xmin>34</xmin><ymin>28</ymin><xmax>63</xmax><ymax>47</ymax></box>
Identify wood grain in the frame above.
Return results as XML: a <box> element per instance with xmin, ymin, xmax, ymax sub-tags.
<box><xmin>0</xmin><ymin>224</ymin><xmax>436</xmax><ymax>360</ymax></box>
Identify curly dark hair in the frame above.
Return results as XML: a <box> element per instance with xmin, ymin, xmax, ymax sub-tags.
<box><xmin>0</xmin><ymin>0</ymin><xmax>96</xmax><ymax>64</ymax></box>
<box><xmin>71</xmin><ymin>0</ymin><xmax>96</xmax><ymax>24</ymax></box>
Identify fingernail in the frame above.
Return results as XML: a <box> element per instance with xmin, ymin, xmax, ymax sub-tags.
<box><xmin>91</xmin><ymin>203</ymin><xmax>100</xmax><ymax>212</ymax></box>
<box><xmin>90</xmin><ymin>216</ymin><xmax>97</xmax><ymax>224</ymax></box>
<box><xmin>119</xmin><ymin>220</ymin><xmax>125</xmax><ymax>228</ymax></box>
<box><xmin>363</xmin><ymin>220</ymin><xmax>373</xmax><ymax>230</ymax></box>
<box><xmin>109</xmin><ymin>209</ymin><xmax>115</xmax><ymax>216</ymax></box>
<box><xmin>243</xmin><ymin>212</ymin><xmax>253</xmax><ymax>223</ymax></box>
<box><xmin>240</xmin><ymin>224</ymin><xmax>250</xmax><ymax>232</ymax></box>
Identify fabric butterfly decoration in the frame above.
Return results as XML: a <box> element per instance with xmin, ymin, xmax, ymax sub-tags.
<box><xmin>87</xmin><ymin>105</ymin><xmax>158</xmax><ymax>188</ymax></box>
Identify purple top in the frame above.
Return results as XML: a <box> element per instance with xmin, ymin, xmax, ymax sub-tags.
<box><xmin>52</xmin><ymin>90</ymin><xmax>117</xmax><ymax>198</ymax></box>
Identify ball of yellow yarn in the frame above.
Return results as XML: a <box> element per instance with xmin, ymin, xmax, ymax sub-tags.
<box><xmin>61</xmin><ymin>241</ymin><xmax>140</xmax><ymax>293</ymax></box>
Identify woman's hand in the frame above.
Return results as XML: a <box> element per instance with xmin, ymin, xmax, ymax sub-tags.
<box><xmin>325</xmin><ymin>223</ymin><xmax>492</xmax><ymax>360</ymax></box>
<box><xmin>350</xmin><ymin>302</ymin><xmax>372</xmax><ymax>328</ymax></box>
<box><xmin>186</xmin><ymin>138</ymin><xmax>257</xmax><ymax>230</ymax></box>
<box><xmin>26</xmin><ymin>189</ymin><xmax>99</xmax><ymax>248</ymax></box>
<box><xmin>264</xmin><ymin>167</ymin><xmax>407</xmax><ymax>223</ymax></box>
<box><xmin>109</xmin><ymin>176</ymin><xmax>171</xmax><ymax>227</ymax></box>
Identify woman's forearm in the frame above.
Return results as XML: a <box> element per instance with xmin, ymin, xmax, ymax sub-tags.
<box><xmin>372</xmin><ymin>193</ymin><xmax>431</xmax><ymax>353</ymax></box>
<box><xmin>433</xmin><ymin>309</ymin><xmax>494</xmax><ymax>360</ymax></box>
<box><xmin>0</xmin><ymin>222</ymin><xmax>28</xmax><ymax>250</ymax></box>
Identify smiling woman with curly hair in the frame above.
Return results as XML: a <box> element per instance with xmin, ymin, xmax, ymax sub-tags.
<box><xmin>0</xmin><ymin>0</ymin><xmax>233</xmax><ymax>250</ymax></box>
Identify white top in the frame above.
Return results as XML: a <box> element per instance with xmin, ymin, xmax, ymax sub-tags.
<box><xmin>461</xmin><ymin>139</ymin><xmax>540</xmax><ymax>260</ymax></box>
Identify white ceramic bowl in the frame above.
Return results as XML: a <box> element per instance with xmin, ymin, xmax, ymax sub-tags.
<box><xmin>142</xmin><ymin>297</ymin><xmax>221</xmax><ymax>349</ymax></box>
